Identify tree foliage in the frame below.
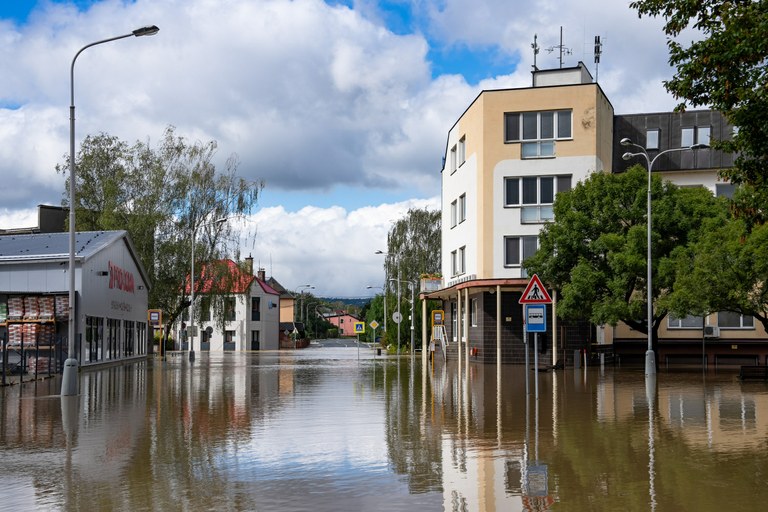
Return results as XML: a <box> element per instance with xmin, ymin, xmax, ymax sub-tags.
<box><xmin>381</xmin><ymin>207</ymin><xmax>441</xmax><ymax>348</ymax></box>
<box><xmin>524</xmin><ymin>166</ymin><xmax>728</xmax><ymax>346</ymax></box>
<box><xmin>631</xmin><ymin>0</ymin><xmax>768</xmax><ymax>222</ymax></box>
<box><xmin>58</xmin><ymin>126</ymin><xmax>263</xmax><ymax>341</ymax></box>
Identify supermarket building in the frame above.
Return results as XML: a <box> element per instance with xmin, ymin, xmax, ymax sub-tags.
<box><xmin>0</xmin><ymin>230</ymin><xmax>150</xmax><ymax>370</ymax></box>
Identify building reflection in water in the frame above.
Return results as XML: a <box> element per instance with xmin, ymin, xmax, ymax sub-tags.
<box><xmin>2</xmin><ymin>351</ymin><xmax>768</xmax><ymax>511</ymax></box>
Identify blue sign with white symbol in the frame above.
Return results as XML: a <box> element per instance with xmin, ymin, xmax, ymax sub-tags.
<box><xmin>526</xmin><ymin>304</ymin><xmax>547</xmax><ymax>333</ymax></box>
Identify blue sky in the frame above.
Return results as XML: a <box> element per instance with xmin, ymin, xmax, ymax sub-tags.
<box><xmin>0</xmin><ymin>0</ymin><xmax>678</xmax><ymax>295</ymax></box>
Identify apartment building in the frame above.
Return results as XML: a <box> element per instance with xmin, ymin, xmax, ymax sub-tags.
<box><xmin>426</xmin><ymin>63</ymin><xmax>613</xmax><ymax>364</ymax></box>
<box><xmin>424</xmin><ymin>62</ymin><xmax>767</xmax><ymax>368</ymax></box>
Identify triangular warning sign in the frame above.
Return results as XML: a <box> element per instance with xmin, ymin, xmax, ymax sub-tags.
<box><xmin>519</xmin><ymin>274</ymin><xmax>552</xmax><ymax>304</ymax></box>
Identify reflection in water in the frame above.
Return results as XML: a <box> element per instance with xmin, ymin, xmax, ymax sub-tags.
<box><xmin>1</xmin><ymin>350</ymin><xmax>768</xmax><ymax>511</ymax></box>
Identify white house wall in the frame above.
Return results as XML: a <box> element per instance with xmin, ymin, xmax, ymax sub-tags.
<box><xmin>443</xmin><ymin>150</ymin><xmax>479</xmax><ymax>281</ymax></box>
<box><xmin>492</xmin><ymin>155</ymin><xmax>603</xmax><ymax>279</ymax></box>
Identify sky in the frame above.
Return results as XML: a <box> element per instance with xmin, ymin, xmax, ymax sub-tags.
<box><xmin>0</xmin><ymin>0</ymin><xmax>683</xmax><ymax>297</ymax></box>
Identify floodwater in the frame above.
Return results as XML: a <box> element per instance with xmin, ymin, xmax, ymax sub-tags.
<box><xmin>1</xmin><ymin>347</ymin><xmax>767</xmax><ymax>512</ymax></box>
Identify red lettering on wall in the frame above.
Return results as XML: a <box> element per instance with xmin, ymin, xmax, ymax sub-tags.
<box><xmin>108</xmin><ymin>261</ymin><xmax>135</xmax><ymax>294</ymax></box>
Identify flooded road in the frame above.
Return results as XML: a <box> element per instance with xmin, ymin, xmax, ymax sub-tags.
<box><xmin>1</xmin><ymin>346</ymin><xmax>767</xmax><ymax>511</ymax></box>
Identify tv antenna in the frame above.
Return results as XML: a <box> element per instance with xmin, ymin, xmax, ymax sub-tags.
<box><xmin>545</xmin><ymin>26</ymin><xmax>572</xmax><ymax>68</ymax></box>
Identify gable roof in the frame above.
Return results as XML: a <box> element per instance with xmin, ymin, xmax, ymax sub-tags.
<box><xmin>186</xmin><ymin>259</ymin><xmax>279</xmax><ymax>295</ymax></box>
<box><xmin>0</xmin><ymin>230</ymin><xmax>151</xmax><ymax>290</ymax></box>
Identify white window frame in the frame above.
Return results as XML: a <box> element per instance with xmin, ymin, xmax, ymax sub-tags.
<box><xmin>667</xmin><ymin>314</ymin><xmax>703</xmax><ymax>329</ymax></box>
<box><xmin>458</xmin><ymin>136</ymin><xmax>466</xmax><ymax>166</ymax></box>
<box><xmin>451</xmin><ymin>250</ymin><xmax>457</xmax><ymax>276</ymax></box>
<box><xmin>458</xmin><ymin>246</ymin><xmax>466</xmax><ymax>274</ymax></box>
<box><xmin>470</xmin><ymin>298</ymin><xmax>478</xmax><ymax>327</ymax></box>
<box><xmin>717</xmin><ymin>311</ymin><xmax>754</xmax><ymax>329</ymax></box>
<box><xmin>504</xmin><ymin>235</ymin><xmax>538</xmax><ymax>267</ymax></box>
<box><xmin>458</xmin><ymin>194</ymin><xmax>466</xmax><ymax>223</ymax></box>
<box><xmin>450</xmin><ymin>145</ymin><xmax>457</xmax><ymax>173</ymax></box>
<box><xmin>504</xmin><ymin>110</ymin><xmax>572</xmax><ymax>159</ymax></box>
<box><xmin>450</xmin><ymin>200</ymin><xmax>457</xmax><ymax>228</ymax></box>
<box><xmin>646</xmin><ymin>129</ymin><xmax>660</xmax><ymax>150</ymax></box>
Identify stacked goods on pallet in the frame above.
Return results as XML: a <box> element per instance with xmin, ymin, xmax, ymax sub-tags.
<box><xmin>22</xmin><ymin>323</ymin><xmax>38</xmax><ymax>347</ymax></box>
<box><xmin>23</xmin><ymin>296</ymin><xmax>40</xmax><ymax>320</ymax></box>
<box><xmin>8</xmin><ymin>296</ymin><xmax>24</xmax><ymax>320</ymax></box>
<box><xmin>39</xmin><ymin>296</ymin><xmax>55</xmax><ymax>320</ymax></box>
<box><xmin>8</xmin><ymin>324</ymin><xmax>23</xmax><ymax>347</ymax></box>
<box><xmin>0</xmin><ymin>302</ymin><xmax>7</xmax><ymax>323</ymax></box>
<box><xmin>55</xmin><ymin>295</ymin><xmax>69</xmax><ymax>320</ymax></box>
<box><xmin>27</xmin><ymin>356</ymin><xmax>50</xmax><ymax>374</ymax></box>
<box><xmin>38</xmin><ymin>324</ymin><xmax>56</xmax><ymax>347</ymax></box>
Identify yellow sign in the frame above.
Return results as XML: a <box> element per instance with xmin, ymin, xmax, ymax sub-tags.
<box><xmin>148</xmin><ymin>309</ymin><xmax>162</xmax><ymax>327</ymax></box>
<box><xmin>354</xmin><ymin>322</ymin><xmax>365</xmax><ymax>333</ymax></box>
<box><xmin>369</xmin><ymin>320</ymin><xmax>379</xmax><ymax>330</ymax></box>
<box><xmin>431</xmin><ymin>310</ymin><xmax>444</xmax><ymax>327</ymax></box>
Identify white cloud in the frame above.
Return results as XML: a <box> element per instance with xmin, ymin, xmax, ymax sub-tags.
<box><xmin>0</xmin><ymin>0</ymin><xmax>701</xmax><ymax>296</ymax></box>
<box><xmin>240</xmin><ymin>197</ymin><xmax>440</xmax><ymax>296</ymax></box>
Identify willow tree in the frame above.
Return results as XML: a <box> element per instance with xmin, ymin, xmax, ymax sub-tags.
<box><xmin>381</xmin><ymin>207</ymin><xmax>441</xmax><ymax>348</ymax></box>
<box><xmin>58</xmin><ymin>125</ymin><xmax>264</xmax><ymax>344</ymax></box>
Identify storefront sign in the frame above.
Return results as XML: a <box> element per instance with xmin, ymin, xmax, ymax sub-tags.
<box><xmin>109</xmin><ymin>260</ymin><xmax>135</xmax><ymax>294</ymax></box>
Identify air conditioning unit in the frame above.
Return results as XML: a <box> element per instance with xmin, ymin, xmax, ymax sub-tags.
<box><xmin>704</xmin><ymin>325</ymin><xmax>720</xmax><ymax>338</ymax></box>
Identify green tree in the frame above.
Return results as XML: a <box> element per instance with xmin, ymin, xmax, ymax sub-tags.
<box><xmin>58</xmin><ymin>126</ymin><xmax>263</xmax><ymax>343</ymax></box>
<box><xmin>524</xmin><ymin>166</ymin><xmax>727</xmax><ymax>350</ymax></box>
<box><xmin>631</xmin><ymin>0</ymin><xmax>768</xmax><ymax>222</ymax></box>
<box><xmin>665</xmin><ymin>208</ymin><xmax>768</xmax><ymax>332</ymax></box>
<box><xmin>383</xmin><ymin>207</ymin><xmax>441</xmax><ymax>349</ymax></box>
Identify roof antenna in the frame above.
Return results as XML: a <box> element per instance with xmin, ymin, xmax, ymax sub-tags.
<box><xmin>545</xmin><ymin>26</ymin><xmax>572</xmax><ymax>68</ymax></box>
<box><xmin>594</xmin><ymin>35</ymin><xmax>603</xmax><ymax>83</ymax></box>
<box><xmin>531</xmin><ymin>34</ymin><xmax>540</xmax><ymax>86</ymax></box>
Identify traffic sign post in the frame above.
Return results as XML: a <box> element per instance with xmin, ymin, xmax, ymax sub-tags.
<box><xmin>520</xmin><ymin>275</ymin><xmax>552</xmax><ymax>402</ymax></box>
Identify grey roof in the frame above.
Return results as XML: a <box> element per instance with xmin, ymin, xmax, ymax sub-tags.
<box><xmin>0</xmin><ymin>230</ymin><xmax>151</xmax><ymax>289</ymax></box>
<box><xmin>0</xmin><ymin>230</ymin><xmax>126</xmax><ymax>261</ymax></box>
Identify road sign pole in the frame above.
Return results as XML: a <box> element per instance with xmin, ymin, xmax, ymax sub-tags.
<box><xmin>524</xmin><ymin>318</ymin><xmax>529</xmax><ymax>397</ymax></box>
<box><xmin>534</xmin><ymin>332</ymin><xmax>539</xmax><ymax>401</ymax></box>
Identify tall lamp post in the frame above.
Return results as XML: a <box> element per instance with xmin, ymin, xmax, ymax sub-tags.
<box><xmin>61</xmin><ymin>25</ymin><xmax>160</xmax><ymax>397</ymax></box>
<box><xmin>621</xmin><ymin>137</ymin><xmax>708</xmax><ymax>375</ymax></box>
<box><xmin>366</xmin><ymin>285</ymin><xmax>387</xmax><ymax>339</ymax></box>
<box><xmin>293</xmin><ymin>285</ymin><xmax>313</xmax><ymax>322</ymax></box>
<box><xmin>189</xmin><ymin>217</ymin><xmax>227</xmax><ymax>362</ymax></box>
<box><xmin>391</xmin><ymin>278</ymin><xmax>416</xmax><ymax>355</ymax></box>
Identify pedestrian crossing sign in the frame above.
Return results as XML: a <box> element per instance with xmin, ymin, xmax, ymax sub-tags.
<box><xmin>354</xmin><ymin>322</ymin><xmax>365</xmax><ymax>333</ymax></box>
<box><xmin>519</xmin><ymin>274</ymin><xmax>552</xmax><ymax>304</ymax></box>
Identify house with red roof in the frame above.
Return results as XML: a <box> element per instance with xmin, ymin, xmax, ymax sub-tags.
<box><xmin>179</xmin><ymin>257</ymin><xmax>280</xmax><ymax>351</ymax></box>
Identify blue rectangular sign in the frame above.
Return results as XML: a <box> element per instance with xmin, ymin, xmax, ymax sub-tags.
<box><xmin>526</xmin><ymin>304</ymin><xmax>547</xmax><ymax>333</ymax></box>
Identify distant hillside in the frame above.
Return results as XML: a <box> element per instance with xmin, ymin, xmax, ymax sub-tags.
<box><xmin>319</xmin><ymin>297</ymin><xmax>372</xmax><ymax>308</ymax></box>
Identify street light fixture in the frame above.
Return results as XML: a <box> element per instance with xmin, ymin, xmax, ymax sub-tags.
<box><xmin>621</xmin><ymin>137</ymin><xmax>708</xmax><ymax>375</ymax></box>
<box><xmin>189</xmin><ymin>217</ymin><xmax>228</xmax><ymax>362</ymax></box>
<box><xmin>61</xmin><ymin>25</ymin><xmax>160</xmax><ymax>397</ymax></box>
<box><xmin>293</xmin><ymin>285</ymin><xmax>313</xmax><ymax>322</ymax></box>
<box><xmin>390</xmin><ymin>278</ymin><xmax>416</xmax><ymax>355</ymax></box>
<box><xmin>366</xmin><ymin>285</ymin><xmax>387</xmax><ymax>336</ymax></box>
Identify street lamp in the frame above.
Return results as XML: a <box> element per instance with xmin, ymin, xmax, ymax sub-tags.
<box><xmin>391</xmin><ymin>278</ymin><xmax>416</xmax><ymax>355</ymax></box>
<box><xmin>366</xmin><ymin>285</ymin><xmax>387</xmax><ymax>336</ymax></box>
<box><xmin>376</xmin><ymin>249</ymin><xmax>402</xmax><ymax>350</ymax></box>
<box><xmin>621</xmin><ymin>137</ymin><xmax>708</xmax><ymax>375</ymax></box>
<box><xmin>293</xmin><ymin>285</ymin><xmax>313</xmax><ymax>322</ymax></box>
<box><xmin>61</xmin><ymin>25</ymin><xmax>160</xmax><ymax>397</ymax></box>
<box><xmin>189</xmin><ymin>217</ymin><xmax>227</xmax><ymax>362</ymax></box>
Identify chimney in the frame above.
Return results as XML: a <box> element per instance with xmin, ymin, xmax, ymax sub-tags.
<box><xmin>245</xmin><ymin>255</ymin><xmax>254</xmax><ymax>275</ymax></box>
<box><xmin>257</xmin><ymin>267</ymin><xmax>266</xmax><ymax>282</ymax></box>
